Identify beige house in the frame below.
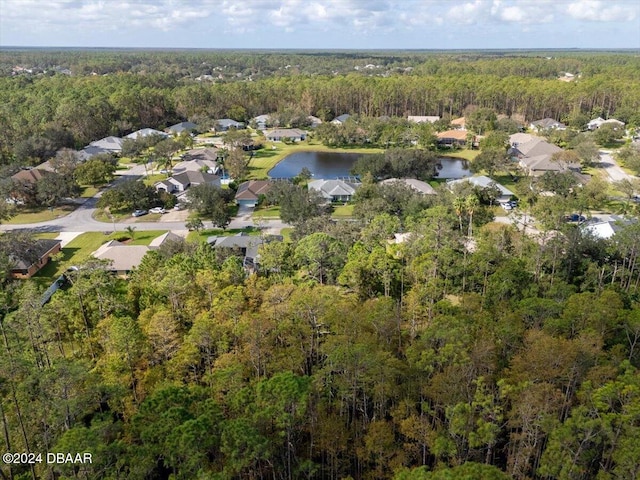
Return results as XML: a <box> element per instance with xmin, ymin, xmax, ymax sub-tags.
<box><xmin>92</xmin><ymin>232</ymin><xmax>183</xmax><ymax>276</ymax></box>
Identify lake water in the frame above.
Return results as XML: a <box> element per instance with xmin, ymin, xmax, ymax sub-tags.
<box><xmin>268</xmin><ymin>151</ymin><xmax>365</xmax><ymax>179</ymax></box>
<box><xmin>267</xmin><ymin>151</ymin><xmax>471</xmax><ymax>179</ymax></box>
<box><xmin>434</xmin><ymin>158</ymin><xmax>471</xmax><ymax>179</ymax></box>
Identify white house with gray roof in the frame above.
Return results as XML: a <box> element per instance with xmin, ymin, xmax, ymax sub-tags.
<box><xmin>448</xmin><ymin>175</ymin><xmax>514</xmax><ymax>203</ymax></box>
<box><xmin>380</xmin><ymin>178</ymin><xmax>437</xmax><ymax>195</ymax></box>
<box><xmin>155</xmin><ymin>170</ymin><xmax>220</xmax><ymax>195</ymax></box>
<box><xmin>166</xmin><ymin>122</ymin><xmax>198</xmax><ymax>134</ymax></box>
<box><xmin>265</xmin><ymin>128</ymin><xmax>307</xmax><ymax>142</ymax></box>
<box><xmin>88</xmin><ymin>136</ymin><xmax>124</xmax><ymax>153</ymax></box>
<box><xmin>126</xmin><ymin>128</ymin><xmax>168</xmax><ymax>140</ymax></box>
<box><xmin>529</xmin><ymin>118</ymin><xmax>566</xmax><ymax>131</ymax></box>
<box><xmin>308</xmin><ymin>179</ymin><xmax>361</xmax><ymax>202</ymax></box>
<box><xmin>587</xmin><ymin>117</ymin><xmax>625</xmax><ymax>130</ymax></box>
<box><xmin>214</xmin><ymin>119</ymin><xmax>244</xmax><ymax>131</ymax></box>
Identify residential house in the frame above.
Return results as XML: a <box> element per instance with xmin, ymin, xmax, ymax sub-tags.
<box><xmin>207</xmin><ymin>232</ymin><xmax>283</xmax><ymax>269</ymax></box>
<box><xmin>126</xmin><ymin>128</ymin><xmax>168</xmax><ymax>140</ymax></box>
<box><xmin>182</xmin><ymin>147</ymin><xmax>219</xmax><ymax>163</ymax></box>
<box><xmin>214</xmin><ymin>119</ymin><xmax>245</xmax><ymax>131</ymax></box>
<box><xmin>8</xmin><ymin>168</ymin><xmax>50</xmax><ymax>203</ymax></box>
<box><xmin>172</xmin><ymin>157</ymin><xmax>219</xmax><ymax>176</ymax></box>
<box><xmin>265</xmin><ymin>128</ymin><xmax>307</xmax><ymax>142</ymax></box>
<box><xmin>166</xmin><ymin>121</ymin><xmax>198</xmax><ymax>134</ymax></box>
<box><xmin>9</xmin><ymin>239</ymin><xmax>62</xmax><ymax>279</ymax></box>
<box><xmin>88</xmin><ymin>136</ymin><xmax>124</xmax><ymax>153</ymax></box>
<box><xmin>451</xmin><ymin>117</ymin><xmax>467</xmax><ymax>130</ymax></box>
<box><xmin>529</xmin><ymin>118</ymin><xmax>566</xmax><ymax>131</ymax></box>
<box><xmin>308</xmin><ymin>115</ymin><xmax>323</xmax><ymax>128</ymax></box>
<box><xmin>408</xmin><ymin>115</ymin><xmax>440</xmax><ymax>124</ymax></box>
<box><xmin>331</xmin><ymin>114</ymin><xmax>351</xmax><ymax>125</ymax></box>
<box><xmin>78</xmin><ymin>144</ymin><xmax>113</xmax><ymax>160</ymax></box>
<box><xmin>235</xmin><ymin>180</ymin><xmax>273</xmax><ymax>207</ymax></box>
<box><xmin>252</xmin><ymin>114</ymin><xmax>271</xmax><ymax>130</ymax></box>
<box><xmin>587</xmin><ymin>117</ymin><xmax>625</xmax><ymax>130</ymax></box>
<box><xmin>308</xmin><ymin>179</ymin><xmax>361</xmax><ymax>202</ymax></box>
<box><xmin>583</xmin><ymin>216</ymin><xmax>632</xmax><ymax>240</ymax></box>
<box><xmin>380</xmin><ymin>178</ymin><xmax>437</xmax><ymax>195</ymax></box>
<box><xmin>154</xmin><ymin>170</ymin><xmax>221</xmax><ymax>195</ymax></box>
<box><xmin>447</xmin><ymin>175</ymin><xmax>514</xmax><ymax>203</ymax></box>
<box><xmin>91</xmin><ymin>232</ymin><xmax>184</xmax><ymax>276</ymax></box>
<box><xmin>437</xmin><ymin>130</ymin><xmax>468</xmax><ymax>147</ymax></box>
<box><xmin>509</xmin><ymin>133</ymin><xmax>578</xmax><ymax>176</ymax></box>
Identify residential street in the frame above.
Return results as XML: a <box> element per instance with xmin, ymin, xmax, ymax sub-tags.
<box><xmin>0</xmin><ymin>166</ymin><xmax>291</xmax><ymax>235</ymax></box>
<box><xmin>598</xmin><ymin>150</ymin><xmax>633</xmax><ymax>183</ymax></box>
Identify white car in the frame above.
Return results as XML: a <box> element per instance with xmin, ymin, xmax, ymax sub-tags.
<box><xmin>149</xmin><ymin>207</ymin><xmax>166</xmax><ymax>214</ymax></box>
<box><xmin>501</xmin><ymin>203</ymin><xmax>512</xmax><ymax>211</ymax></box>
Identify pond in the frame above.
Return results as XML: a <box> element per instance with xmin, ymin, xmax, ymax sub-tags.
<box><xmin>267</xmin><ymin>151</ymin><xmax>471</xmax><ymax>179</ymax></box>
<box><xmin>268</xmin><ymin>151</ymin><xmax>366</xmax><ymax>179</ymax></box>
<box><xmin>434</xmin><ymin>157</ymin><xmax>471</xmax><ymax>179</ymax></box>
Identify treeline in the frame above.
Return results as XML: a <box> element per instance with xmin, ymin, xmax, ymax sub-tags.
<box><xmin>1</xmin><ymin>52</ymin><xmax>640</xmax><ymax>164</ymax></box>
<box><xmin>1</xmin><ymin>197</ymin><xmax>640</xmax><ymax>479</ymax></box>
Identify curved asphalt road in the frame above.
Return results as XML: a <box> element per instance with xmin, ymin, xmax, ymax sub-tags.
<box><xmin>0</xmin><ymin>168</ymin><xmax>291</xmax><ymax>234</ymax></box>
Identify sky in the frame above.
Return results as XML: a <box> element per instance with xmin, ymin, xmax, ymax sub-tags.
<box><xmin>1</xmin><ymin>0</ymin><xmax>639</xmax><ymax>50</ymax></box>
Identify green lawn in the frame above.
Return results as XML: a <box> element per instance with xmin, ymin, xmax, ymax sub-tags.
<box><xmin>34</xmin><ymin>232</ymin><xmax>112</xmax><ymax>279</ymax></box>
<box><xmin>331</xmin><ymin>204</ymin><xmax>355</xmax><ymax>218</ymax></box>
<box><xmin>34</xmin><ymin>232</ymin><xmax>62</xmax><ymax>240</ymax></box>
<box><xmin>143</xmin><ymin>173</ymin><xmax>169</xmax><ymax>186</ymax></box>
<box><xmin>280</xmin><ymin>227</ymin><xmax>293</xmax><ymax>242</ymax></box>
<box><xmin>252</xmin><ymin>205</ymin><xmax>281</xmax><ymax>219</ymax></box>
<box><xmin>80</xmin><ymin>185</ymin><xmax>99</xmax><ymax>198</ymax></box>
<box><xmin>34</xmin><ymin>230</ymin><xmax>169</xmax><ymax>280</ymax></box>
<box><xmin>439</xmin><ymin>149</ymin><xmax>480</xmax><ymax>161</ymax></box>
<box><xmin>5</xmin><ymin>205</ymin><xmax>75</xmax><ymax>224</ymax></box>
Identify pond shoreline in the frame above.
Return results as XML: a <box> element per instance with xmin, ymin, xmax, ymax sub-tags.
<box><xmin>265</xmin><ymin>150</ymin><xmax>472</xmax><ymax>180</ymax></box>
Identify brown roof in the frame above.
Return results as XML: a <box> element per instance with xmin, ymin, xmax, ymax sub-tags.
<box><xmin>451</xmin><ymin>117</ymin><xmax>466</xmax><ymax>126</ymax></box>
<box><xmin>11</xmin><ymin>168</ymin><xmax>47</xmax><ymax>183</ymax></box>
<box><xmin>437</xmin><ymin>130</ymin><xmax>468</xmax><ymax>140</ymax></box>
<box><xmin>235</xmin><ymin>180</ymin><xmax>273</xmax><ymax>201</ymax></box>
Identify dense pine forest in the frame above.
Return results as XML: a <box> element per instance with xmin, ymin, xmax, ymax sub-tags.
<box><xmin>1</xmin><ymin>50</ymin><xmax>640</xmax><ymax>480</ymax></box>
<box><xmin>1</xmin><ymin>50</ymin><xmax>640</xmax><ymax>163</ymax></box>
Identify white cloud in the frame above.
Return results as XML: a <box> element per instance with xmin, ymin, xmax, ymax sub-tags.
<box><xmin>0</xmin><ymin>0</ymin><xmax>638</xmax><ymax>45</ymax></box>
<box><xmin>566</xmin><ymin>0</ymin><xmax>633</xmax><ymax>22</ymax></box>
<box><xmin>446</xmin><ymin>0</ymin><xmax>489</xmax><ymax>25</ymax></box>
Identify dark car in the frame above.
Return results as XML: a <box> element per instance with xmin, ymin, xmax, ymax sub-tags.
<box><xmin>132</xmin><ymin>209</ymin><xmax>148</xmax><ymax>217</ymax></box>
<box><xmin>565</xmin><ymin>214</ymin><xmax>586</xmax><ymax>222</ymax></box>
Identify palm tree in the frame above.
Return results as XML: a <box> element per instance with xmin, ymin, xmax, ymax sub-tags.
<box><xmin>465</xmin><ymin>195</ymin><xmax>479</xmax><ymax>238</ymax></box>
<box><xmin>125</xmin><ymin>226</ymin><xmax>136</xmax><ymax>240</ymax></box>
<box><xmin>453</xmin><ymin>197</ymin><xmax>465</xmax><ymax>232</ymax></box>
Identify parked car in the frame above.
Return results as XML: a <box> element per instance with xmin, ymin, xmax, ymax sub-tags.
<box><xmin>132</xmin><ymin>209</ymin><xmax>148</xmax><ymax>217</ymax></box>
<box><xmin>149</xmin><ymin>207</ymin><xmax>166</xmax><ymax>214</ymax></box>
<box><xmin>501</xmin><ymin>202</ymin><xmax>512</xmax><ymax>211</ymax></box>
<box><xmin>564</xmin><ymin>214</ymin><xmax>586</xmax><ymax>222</ymax></box>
